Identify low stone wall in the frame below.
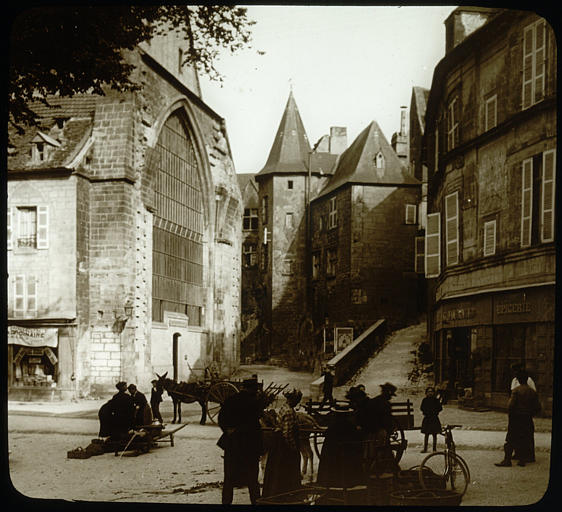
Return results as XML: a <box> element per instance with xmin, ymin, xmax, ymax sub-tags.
<box><xmin>310</xmin><ymin>319</ymin><xmax>387</xmax><ymax>400</ymax></box>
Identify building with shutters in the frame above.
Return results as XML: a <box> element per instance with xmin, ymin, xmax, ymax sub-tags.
<box><xmin>423</xmin><ymin>8</ymin><xmax>555</xmax><ymax>414</ymax></box>
<box><xmin>7</xmin><ymin>29</ymin><xmax>242</xmax><ymax>400</ymax></box>
<box><xmin>310</xmin><ymin>119</ymin><xmax>421</xmax><ymax>350</ymax></box>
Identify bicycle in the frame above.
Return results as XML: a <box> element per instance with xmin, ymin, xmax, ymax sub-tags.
<box><xmin>418</xmin><ymin>424</ymin><xmax>471</xmax><ymax>497</ymax></box>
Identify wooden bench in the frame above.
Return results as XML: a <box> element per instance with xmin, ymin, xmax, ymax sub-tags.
<box><xmin>391</xmin><ymin>400</ymin><xmax>415</xmax><ymax>430</ymax></box>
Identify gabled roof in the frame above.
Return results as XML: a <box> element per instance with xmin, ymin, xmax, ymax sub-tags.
<box><xmin>411</xmin><ymin>87</ymin><xmax>429</xmax><ymax>135</ymax></box>
<box><xmin>314</xmin><ymin>120</ymin><xmax>419</xmax><ymax>201</ymax></box>
<box><xmin>256</xmin><ymin>91</ymin><xmax>311</xmax><ymax>178</ymax></box>
<box><xmin>237</xmin><ymin>173</ymin><xmax>259</xmax><ymax>194</ymax></box>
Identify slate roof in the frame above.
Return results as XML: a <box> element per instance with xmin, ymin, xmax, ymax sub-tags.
<box><xmin>411</xmin><ymin>86</ymin><xmax>429</xmax><ymax>135</ymax></box>
<box><xmin>256</xmin><ymin>91</ymin><xmax>311</xmax><ymax>178</ymax></box>
<box><xmin>314</xmin><ymin>120</ymin><xmax>419</xmax><ymax>201</ymax></box>
<box><xmin>8</xmin><ymin>94</ymin><xmax>96</xmax><ymax>172</ymax></box>
<box><xmin>237</xmin><ymin>173</ymin><xmax>258</xmax><ymax>193</ymax></box>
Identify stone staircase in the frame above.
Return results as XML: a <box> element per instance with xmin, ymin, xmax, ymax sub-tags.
<box><xmin>335</xmin><ymin>321</ymin><xmax>429</xmax><ymax>401</ymax></box>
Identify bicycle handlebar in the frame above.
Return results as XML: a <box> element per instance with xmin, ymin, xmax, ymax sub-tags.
<box><xmin>445</xmin><ymin>424</ymin><xmax>462</xmax><ymax>429</ymax></box>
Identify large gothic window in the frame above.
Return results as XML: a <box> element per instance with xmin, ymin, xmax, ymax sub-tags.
<box><xmin>152</xmin><ymin>112</ymin><xmax>204</xmax><ymax>325</ymax></box>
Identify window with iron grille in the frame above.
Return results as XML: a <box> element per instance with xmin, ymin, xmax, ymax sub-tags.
<box><xmin>243</xmin><ymin>208</ymin><xmax>259</xmax><ymax>231</ymax></box>
<box><xmin>8</xmin><ymin>206</ymin><xmax>49</xmax><ymax>250</ymax></box>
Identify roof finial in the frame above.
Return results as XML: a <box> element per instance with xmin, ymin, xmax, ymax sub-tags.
<box><xmin>288</xmin><ymin>77</ymin><xmax>294</xmax><ymax>93</ymax></box>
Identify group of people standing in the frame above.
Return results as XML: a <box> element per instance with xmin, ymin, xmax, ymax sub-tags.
<box><xmin>98</xmin><ymin>380</ymin><xmax>165</xmax><ymax>441</ymax></box>
<box><xmin>216</xmin><ymin>378</ymin><xmax>304</xmax><ymax>505</ymax></box>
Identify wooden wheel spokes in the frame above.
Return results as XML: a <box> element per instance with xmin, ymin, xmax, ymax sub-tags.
<box><xmin>206</xmin><ymin>381</ymin><xmax>239</xmax><ymax>424</ymax></box>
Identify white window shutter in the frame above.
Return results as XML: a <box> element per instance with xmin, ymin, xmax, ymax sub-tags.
<box><xmin>521</xmin><ymin>158</ymin><xmax>533</xmax><ymax>247</ymax></box>
<box><xmin>7</xmin><ymin>207</ymin><xmax>12</xmax><ymax>250</ymax></box>
<box><xmin>534</xmin><ymin>20</ymin><xmax>546</xmax><ymax>104</ymax></box>
<box><xmin>483</xmin><ymin>220</ymin><xmax>497</xmax><ymax>256</ymax></box>
<box><xmin>37</xmin><ymin>206</ymin><xmax>49</xmax><ymax>249</ymax></box>
<box><xmin>445</xmin><ymin>192</ymin><xmax>459</xmax><ymax>265</ymax></box>
<box><xmin>522</xmin><ymin>25</ymin><xmax>534</xmax><ymax>109</ymax></box>
<box><xmin>425</xmin><ymin>212</ymin><xmax>441</xmax><ymax>278</ymax></box>
<box><xmin>415</xmin><ymin>236</ymin><xmax>425</xmax><ymax>274</ymax></box>
<box><xmin>541</xmin><ymin>150</ymin><xmax>556</xmax><ymax>242</ymax></box>
<box><xmin>27</xmin><ymin>276</ymin><xmax>37</xmax><ymax>313</ymax></box>
<box><xmin>14</xmin><ymin>275</ymin><xmax>25</xmax><ymax>316</ymax></box>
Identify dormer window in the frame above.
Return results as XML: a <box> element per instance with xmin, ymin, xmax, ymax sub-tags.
<box><xmin>375</xmin><ymin>152</ymin><xmax>385</xmax><ymax>168</ymax></box>
<box><xmin>30</xmin><ymin>131</ymin><xmax>61</xmax><ymax>164</ymax></box>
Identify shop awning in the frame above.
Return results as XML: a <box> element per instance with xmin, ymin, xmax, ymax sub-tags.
<box><xmin>8</xmin><ymin>326</ymin><xmax>58</xmax><ymax>347</ymax></box>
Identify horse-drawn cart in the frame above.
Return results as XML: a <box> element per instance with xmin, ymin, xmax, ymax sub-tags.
<box><xmin>157</xmin><ymin>370</ymin><xmax>289</xmax><ymax>425</ymax></box>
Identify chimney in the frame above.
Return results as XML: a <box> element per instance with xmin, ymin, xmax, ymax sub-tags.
<box><xmin>329</xmin><ymin>127</ymin><xmax>347</xmax><ymax>155</ymax></box>
<box><xmin>392</xmin><ymin>107</ymin><xmax>409</xmax><ymax>162</ymax></box>
<box><xmin>444</xmin><ymin>7</ymin><xmax>499</xmax><ymax>53</ymax></box>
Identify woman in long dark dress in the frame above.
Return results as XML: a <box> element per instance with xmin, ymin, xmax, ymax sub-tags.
<box><xmin>262</xmin><ymin>389</ymin><xmax>303</xmax><ymax>498</ymax></box>
<box><xmin>420</xmin><ymin>386</ymin><xmax>442</xmax><ymax>452</ymax></box>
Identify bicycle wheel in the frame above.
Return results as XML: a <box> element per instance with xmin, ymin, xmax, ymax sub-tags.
<box><xmin>451</xmin><ymin>451</ymin><xmax>471</xmax><ymax>484</ymax></box>
<box><xmin>418</xmin><ymin>451</ymin><xmax>469</xmax><ymax>496</ymax></box>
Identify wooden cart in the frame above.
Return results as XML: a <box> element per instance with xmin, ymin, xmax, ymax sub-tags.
<box><xmin>108</xmin><ymin>423</ymin><xmax>188</xmax><ymax>456</ymax></box>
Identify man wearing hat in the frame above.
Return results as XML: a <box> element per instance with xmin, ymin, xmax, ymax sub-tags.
<box><xmin>98</xmin><ymin>381</ymin><xmax>135</xmax><ymax>441</ymax></box>
<box><xmin>217</xmin><ymin>378</ymin><xmax>263</xmax><ymax>505</ymax></box>
<box><xmin>128</xmin><ymin>384</ymin><xmax>152</xmax><ymax>427</ymax></box>
<box><xmin>150</xmin><ymin>379</ymin><xmax>164</xmax><ymax>424</ymax></box>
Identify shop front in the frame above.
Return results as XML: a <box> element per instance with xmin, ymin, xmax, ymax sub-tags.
<box><xmin>8</xmin><ymin>324</ymin><xmax>76</xmax><ymax>401</ymax></box>
<box><xmin>432</xmin><ymin>285</ymin><xmax>554</xmax><ymax>415</ymax></box>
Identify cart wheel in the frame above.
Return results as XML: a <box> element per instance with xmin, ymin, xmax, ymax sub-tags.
<box><xmin>389</xmin><ymin>420</ymin><xmax>406</xmax><ymax>464</ymax></box>
<box><xmin>206</xmin><ymin>381</ymin><xmax>239</xmax><ymax>424</ymax></box>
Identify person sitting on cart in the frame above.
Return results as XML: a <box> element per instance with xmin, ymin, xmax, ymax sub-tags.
<box><xmin>320</xmin><ymin>364</ymin><xmax>335</xmax><ymax>407</ymax></box>
<box><xmin>98</xmin><ymin>381</ymin><xmax>135</xmax><ymax>441</ymax></box>
<box><xmin>217</xmin><ymin>378</ymin><xmax>263</xmax><ymax>505</ymax></box>
<box><xmin>128</xmin><ymin>384</ymin><xmax>152</xmax><ymax>427</ymax></box>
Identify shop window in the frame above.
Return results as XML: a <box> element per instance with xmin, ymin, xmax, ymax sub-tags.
<box><xmin>425</xmin><ymin>212</ymin><xmax>441</xmax><ymax>278</ymax></box>
<box><xmin>445</xmin><ymin>191</ymin><xmax>459</xmax><ymax>266</ymax></box>
<box><xmin>11</xmin><ymin>345</ymin><xmax>58</xmax><ymax>387</ymax></box>
<box><xmin>243</xmin><ymin>208</ymin><xmax>258</xmax><ymax>231</ymax></box>
<box><xmin>492</xmin><ymin>324</ymin><xmax>526</xmax><ymax>392</ymax></box>
<box><xmin>522</xmin><ymin>19</ymin><xmax>546</xmax><ymax>110</ymax></box>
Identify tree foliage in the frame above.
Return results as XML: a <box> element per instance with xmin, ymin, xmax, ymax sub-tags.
<box><xmin>9</xmin><ymin>4</ymin><xmax>256</xmax><ymax>132</ymax></box>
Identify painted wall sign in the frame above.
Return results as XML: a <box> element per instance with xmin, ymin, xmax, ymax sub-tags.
<box><xmin>8</xmin><ymin>326</ymin><xmax>58</xmax><ymax>347</ymax></box>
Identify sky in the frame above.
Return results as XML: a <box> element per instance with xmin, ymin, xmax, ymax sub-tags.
<box><xmin>199</xmin><ymin>5</ymin><xmax>457</xmax><ymax>173</ymax></box>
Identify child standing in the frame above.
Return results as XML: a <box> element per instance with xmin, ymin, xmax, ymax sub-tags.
<box><xmin>420</xmin><ymin>386</ymin><xmax>442</xmax><ymax>453</ymax></box>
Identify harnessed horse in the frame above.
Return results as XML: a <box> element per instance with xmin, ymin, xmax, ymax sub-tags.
<box><xmin>156</xmin><ymin>372</ymin><xmax>208</xmax><ymax>425</ymax></box>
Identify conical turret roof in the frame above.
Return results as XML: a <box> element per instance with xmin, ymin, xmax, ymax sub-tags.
<box><xmin>256</xmin><ymin>91</ymin><xmax>311</xmax><ymax>177</ymax></box>
<box><xmin>314</xmin><ymin>120</ymin><xmax>419</xmax><ymax>200</ymax></box>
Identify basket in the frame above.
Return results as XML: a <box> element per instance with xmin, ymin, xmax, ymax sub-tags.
<box><xmin>67</xmin><ymin>447</ymin><xmax>91</xmax><ymax>459</ymax></box>
<box><xmin>396</xmin><ymin>466</ymin><xmax>446</xmax><ymax>490</ymax></box>
<box><xmin>389</xmin><ymin>489</ymin><xmax>462</xmax><ymax>506</ymax></box>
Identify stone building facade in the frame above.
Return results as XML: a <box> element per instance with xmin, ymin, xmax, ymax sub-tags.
<box><xmin>423</xmin><ymin>8</ymin><xmax>556</xmax><ymax>414</ymax></box>
<box><xmin>310</xmin><ymin>121</ymin><xmax>421</xmax><ymax>352</ymax></box>
<box><xmin>7</xmin><ymin>30</ymin><xmax>242</xmax><ymax>399</ymax></box>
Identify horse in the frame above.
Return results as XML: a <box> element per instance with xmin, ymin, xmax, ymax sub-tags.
<box><xmin>156</xmin><ymin>372</ymin><xmax>208</xmax><ymax>425</ymax></box>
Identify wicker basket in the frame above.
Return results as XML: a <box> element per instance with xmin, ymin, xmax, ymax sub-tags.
<box><xmin>390</xmin><ymin>489</ymin><xmax>462</xmax><ymax>506</ymax></box>
<box><xmin>67</xmin><ymin>448</ymin><xmax>91</xmax><ymax>459</ymax></box>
